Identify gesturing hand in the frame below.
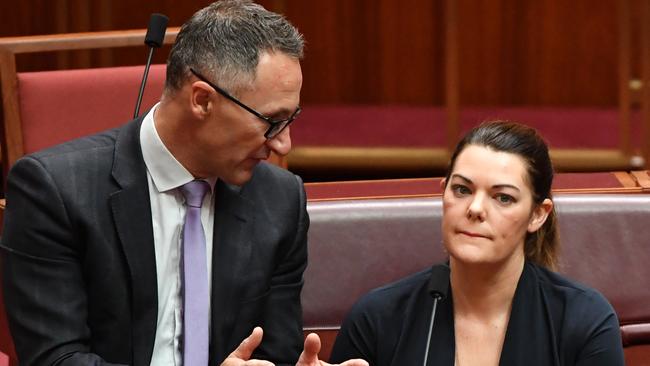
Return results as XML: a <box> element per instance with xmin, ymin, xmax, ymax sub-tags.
<box><xmin>296</xmin><ymin>333</ymin><xmax>368</xmax><ymax>366</ymax></box>
<box><xmin>221</xmin><ymin>327</ymin><xmax>275</xmax><ymax>366</ymax></box>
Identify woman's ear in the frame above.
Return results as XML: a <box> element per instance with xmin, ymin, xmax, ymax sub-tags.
<box><xmin>528</xmin><ymin>198</ymin><xmax>553</xmax><ymax>233</ymax></box>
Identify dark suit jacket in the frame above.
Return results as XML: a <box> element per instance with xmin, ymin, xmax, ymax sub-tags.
<box><xmin>330</xmin><ymin>262</ymin><xmax>625</xmax><ymax>366</ymax></box>
<box><xmin>1</xmin><ymin>117</ymin><xmax>309</xmax><ymax>366</ymax></box>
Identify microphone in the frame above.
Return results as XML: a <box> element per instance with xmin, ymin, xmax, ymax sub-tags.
<box><xmin>144</xmin><ymin>14</ymin><xmax>169</xmax><ymax>48</ymax></box>
<box><xmin>134</xmin><ymin>13</ymin><xmax>169</xmax><ymax>119</ymax></box>
<box><xmin>422</xmin><ymin>264</ymin><xmax>450</xmax><ymax>366</ymax></box>
<box><xmin>427</xmin><ymin>263</ymin><xmax>450</xmax><ymax>300</ymax></box>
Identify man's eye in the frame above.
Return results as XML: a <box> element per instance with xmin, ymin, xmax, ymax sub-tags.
<box><xmin>268</xmin><ymin>113</ymin><xmax>291</xmax><ymax>123</ymax></box>
<box><xmin>269</xmin><ymin>117</ymin><xmax>287</xmax><ymax>124</ymax></box>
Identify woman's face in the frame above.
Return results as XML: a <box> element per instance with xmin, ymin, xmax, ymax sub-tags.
<box><xmin>441</xmin><ymin>145</ymin><xmax>551</xmax><ymax>267</ymax></box>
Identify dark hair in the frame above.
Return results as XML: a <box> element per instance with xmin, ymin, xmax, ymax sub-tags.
<box><xmin>445</xmin><ymin>121</ymin><xmax>559</xmax><ymax>269</ymax></box>
<box><xmin>165</xmin><ymin>0</ymin><xmax>304</xmax><ymax>95</ymax></box>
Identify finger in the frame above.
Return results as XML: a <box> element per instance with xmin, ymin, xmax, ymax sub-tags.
<box><xmin>296</xmin><ymin>333</ymin><xmax>321</xmax><ymax>365</ymax></box>
<box><xmin>227</xmin><ymin>326</ymin><xmax>264</xmax><ymax>360</ymax></box>
<box><xmin>242</xmin><ymin>360</ymin><xmax>275</xmax><ymax>366</ymax></box>
<box><xmin>319</xmin><ymin>358</ymin><xmax>369</xmax><ymax>366</ymax></box>
<box><xmin>338</xmin><ymin>359</ymin><xmax>369</xmax><ymax>366</ymax></box>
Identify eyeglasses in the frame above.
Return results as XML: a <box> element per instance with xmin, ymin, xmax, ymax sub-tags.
<box><xmin>190</xmin><ymin>68</ymin><xmax>301</xmax><ymax>139</ymax></box>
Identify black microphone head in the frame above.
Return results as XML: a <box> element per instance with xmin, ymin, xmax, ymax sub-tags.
<box><xmin>427</xmin><ymin>264</ymin><xmax>450</xmax><ymax>301</ymax></box>
<box><xmin>144</xmin><ymin>13</ymin><xmax>169</xmax><ymax>48</ymax></box>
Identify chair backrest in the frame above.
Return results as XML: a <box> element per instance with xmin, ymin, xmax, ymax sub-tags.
<box><xmin>17</xmin><ymin>65</ymin><xmax>166</xmax><ymax>155</ymax></box>
<box><xmin>0</xmin><ymin>28</ymin><xmax>179</xmax><ymax>181</ymax></box>
<box><xmin>302</xmin><ymin>193</ymin><xmax>650</xmax><ymax>364</ymax></box>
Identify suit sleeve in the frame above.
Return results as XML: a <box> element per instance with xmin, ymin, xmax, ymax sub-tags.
<box><xmin>1</xmin><ymin>156</ymin><xmax>125</xmax><ymax>366</ymax></box>
<box><xmin>251</xmin><ymin>174</ymin><xmax>309</xmax><ymax>366</ymax></box>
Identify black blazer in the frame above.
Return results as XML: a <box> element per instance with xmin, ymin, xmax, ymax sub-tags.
<box><xmin>1</xmin><ymin>118</ymin><xmax>309</xmax><ymax>366</ymax></box>
<box><xmin>330</xmin><ymin>262</ymin><xmax>625</xmax><ymax>366</ymax></box>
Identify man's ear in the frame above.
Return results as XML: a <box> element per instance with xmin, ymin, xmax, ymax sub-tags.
<box><xmin>190</xmin><ymin>81</ymin><xmax>214</xmax><ymax>118</ymax></box>
<box><xmin>440</xmin><ymin>178</ymin><xmax>447</xmax><ymax>191</ymax></box>
<box><xmin>528</xmin><ymin>198</ymin><xmax>553</xmax><ymax>233</ymax></box>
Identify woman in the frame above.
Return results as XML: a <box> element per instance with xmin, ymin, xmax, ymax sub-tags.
<box><xmin>329</xmin><ymin>121</ymin><xmax>624</xmax><ymax>366</ymax></box>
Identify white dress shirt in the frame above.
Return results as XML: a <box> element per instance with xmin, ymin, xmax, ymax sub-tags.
<box><xmin>140</xmin><ymin>104</ymin><xmax>216</xmax><ymax>366</ymax></box>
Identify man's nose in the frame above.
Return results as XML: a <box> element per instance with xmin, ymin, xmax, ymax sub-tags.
<box><xmin>265</xmin><ymin>126</ymin><xmax>292</xmax><ymax>157</ymax></box>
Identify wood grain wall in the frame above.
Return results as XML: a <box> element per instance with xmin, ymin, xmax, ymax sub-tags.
<box><xmin>0</xmin><ymin>0</ymin><xmax>641</xmax><ymax>107</ymax></box>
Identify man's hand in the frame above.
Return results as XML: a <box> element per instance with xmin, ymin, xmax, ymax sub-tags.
<box><xmin>296</xmin><ymin>333</ymin><xmax>368</xmax><ymax>366</ymax></box>
<box><xmin>221</xmin><ymin>327</ymin><xmax>275</xmax><ymax>366</ymax></box>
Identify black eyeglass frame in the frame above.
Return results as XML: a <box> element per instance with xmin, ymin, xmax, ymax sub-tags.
<box><xmin>190</xmin><ymin>67</ymin><xmax>301</xmax><ymax>139</ymax></box>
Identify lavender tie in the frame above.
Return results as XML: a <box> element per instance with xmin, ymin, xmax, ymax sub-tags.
<box><xmin>180</xmin><ymin>180</ymin><xmax>210</xmax><ymax>366</ymax></box>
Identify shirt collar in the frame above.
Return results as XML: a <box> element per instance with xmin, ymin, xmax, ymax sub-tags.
<box><xmin>140</xmin><ymin>104</ymin><xmax>217</xmax><ymax>193</ymax></box>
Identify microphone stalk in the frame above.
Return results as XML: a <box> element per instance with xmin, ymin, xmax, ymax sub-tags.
<box><xmin>422</xmin><ymin>264</ymin><xmax>450</xmax><ymax>366</ymax></box>
<box><xmin>134</xmin><ymin>48</ymin><xmax>155</xmax><ymax>118</ymax></box>
<box><xmin>422</xmin><ymin>296</ymin><xmax>440</xmax><ymax>366</ymax></box>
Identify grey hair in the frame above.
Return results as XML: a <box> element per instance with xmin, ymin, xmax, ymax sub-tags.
<box><xmin>165</xmin><ymin>0</ymin><xmax>304</xmax><ymax>95</ymax></box>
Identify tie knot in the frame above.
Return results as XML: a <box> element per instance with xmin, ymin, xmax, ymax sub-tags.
<box><xmin>180</xmin><ymin>180</ymin><xmax>210</xmax><ymax>208</ymax></box>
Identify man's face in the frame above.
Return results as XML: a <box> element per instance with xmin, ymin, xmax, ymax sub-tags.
<box><xmin>190</xmin><ymin>51</ymin><xmax>302</xmax><ymax>185</ymax></box>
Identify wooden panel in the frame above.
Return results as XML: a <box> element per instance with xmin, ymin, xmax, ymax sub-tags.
<box><xmin>283</xmin><ymin>0</ymin><xmax>444</xmax><ymax>104</ymax></box>
<box><xmin>0</xmin><ymin>1</ymin><xmax>275</xmax><ymax>71</ymax></box>
<box><xmin>0</xmin><ymin>0</ymin><xmax>634</xmax><ymax>106</ymax></box>
<box><xmin>303</xmin><ymin>172</ymin><xmax>643</xmax><ymax>202</ymax></box>
<box><xmin>457</xmin><ymin>0</ymin><xmax>620</xmax><ymax>106</ymax></box>
<box><xmin>631</xmin><ymin>170</ymin><xmax>650</xmax><ymax>191</ymax></box>
<box><xmin>286</xmin><ymin>0</ymin><xmax>624</xmax><ymax>106</ymax></box>
<box><xmin>105</xmin><ymin>1</ymin><xmax>212</xmax><ymax>68</ymax></box>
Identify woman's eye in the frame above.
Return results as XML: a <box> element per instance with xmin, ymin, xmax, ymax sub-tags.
<box><xmin>451</xmin><ymin>185</ymin><xmax>471</xmax><ymax>196</ymax></box>
<box><xmin>495</xmin><ymin>193</ymin><xmax>515</xmax><ymax>204</ymax></box>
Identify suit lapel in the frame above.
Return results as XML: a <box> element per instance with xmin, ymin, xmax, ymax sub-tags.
<box><xmin>109</xmin><ymin>119</ymin><xmax>158</xmax><ymax>366</ymax></box>
<box><xmin>209</xmin><ymin>180</ymin><xmax>255</xmax><ymax>363</ymax></box>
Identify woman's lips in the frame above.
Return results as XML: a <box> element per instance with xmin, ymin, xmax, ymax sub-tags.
<box><xmin>458</xmin><ymin>230</ymin><xmax>490</xmax><ymax>239</ymax></box>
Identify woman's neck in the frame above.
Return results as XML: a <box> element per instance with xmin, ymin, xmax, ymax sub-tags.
<box><xmin>450</xmin><ymin>254</ymin><xmax>525</xmax><ymax>318</ymax></box>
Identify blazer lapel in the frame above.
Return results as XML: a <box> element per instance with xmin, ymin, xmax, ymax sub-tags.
<box><xmin>109</xmin><ymin>119</ymin><xmax>158</xmax><ymax>366</ymax></box>
<box><xmin>500</xmin><ymin>263</ymin><xmax>555</xmax><ymax>366</ymax></box>
<box><xmin>209</xmin><ymin>180</ymin><xmax>255</xmax><ymax>363</ymax></box>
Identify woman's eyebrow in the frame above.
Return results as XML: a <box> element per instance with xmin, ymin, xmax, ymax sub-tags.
<box><xmin>451</xmin><ymin>173</ymin><xmax>472</xmax><ymax>184</ymax></box>
<box><xmin>492</xmin><ymin>184</ymin><xmax>521</xmax><ymax>192</ymax></box>
<box><xmin>452</xmin><ymin>174</ymin><xmax>521</xmax><ymax>191</ymax></box>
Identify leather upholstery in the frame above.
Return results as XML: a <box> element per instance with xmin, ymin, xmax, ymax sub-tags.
<box><xmin>17</xmin><ymin>65</ymin><xmax>166</xmax><ymax>155</ymax></box>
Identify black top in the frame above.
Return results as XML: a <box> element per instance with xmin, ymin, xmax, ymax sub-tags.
<box><xmin>330</xmin><ymin>262</ymin><xmax>624</xmax><ymax>366</ymax></box>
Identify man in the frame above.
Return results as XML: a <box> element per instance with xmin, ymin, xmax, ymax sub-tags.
<box><xmin>1</xmin><ymin>1</ymin><xmax>366</xmax><ymax>366</ymax></box>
